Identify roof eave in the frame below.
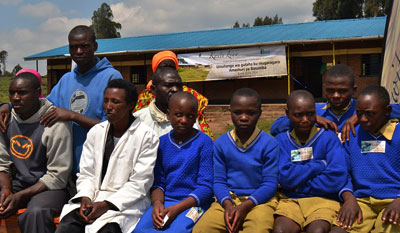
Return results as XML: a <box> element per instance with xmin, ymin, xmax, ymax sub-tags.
<box><xmin>24</xmin><ymin>35</ymin><xmax>383</xmax><ymax>61</ymax></box>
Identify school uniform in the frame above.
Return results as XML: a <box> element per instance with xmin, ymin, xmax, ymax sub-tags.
<box><xmin>133</xmin><ymin>130</ymin><xmax>213</xmax><ymax>233</ymax></box>
<box><xmin>193</xmin><ymin>128</ymin><xmax>280</xmax><ymax>233</ymax></box>
<box><xmin>340</xmin><ymin>120</ymin><xmax>400</xmax><ymax>233</ymax></box>
<box><xmin>275</xmin><ymin>126</ymin><xmax>347</xmax><ymax>230</ymax></box>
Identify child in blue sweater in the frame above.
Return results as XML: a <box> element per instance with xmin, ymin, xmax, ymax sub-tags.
<box><xmin>333</xmin><ymin>85</ymin><xmax>400</xmax><ymax>233</ymax></box>
<box><xmin>133</xmin><ymin>92</ymin><xmax>213</xmax><ymax>233</ymax></box>
<box><xmin>193</xmin><ymin>88</ymin><xmax>280</xmax><ymax>233</ymax></box>
<box><xmin>271</xmin><ymin>64</ymin><xmax>357</xmax><ymax>137</ymax></box>
<box><xmin>274</xmin><ymin>90</ymin><xmax>347</xmax><ymax>233</ymax></box>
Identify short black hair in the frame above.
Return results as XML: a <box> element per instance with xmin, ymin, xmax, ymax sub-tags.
<box><xmin>152</xmin><ymin>67</ymin><xmax>181</xmax><ymax>85</ymax></box>
<box><xmin>13</xmin><ymin>72</ymin><xmax>41</xmax><ymax>90</ymax></box>
<box><xmin>69</xmin><ymin>25</ymin><xmax>96</xmax><ymax>43</ymax></box>
<box><xmin>169</xmin><ymin>91</ymin><xmax>198</xmax><ymax>110</ymax></box>
<box><xmin>105</xmin><ymin>79</ymin><xmax>138</xmax><ymax>106</ymax></box>
<box><xmin>324</xmin><ymin>64</ymin><xmax>355</xmax><ymax>86</ymax></box>
<box><xmin>287</xmin><ymin>90</ymin><xmax>315</xmax><ymax>110</ymax></box>
<box><xmin>230</xmin><ymin>88</ymin><xmax>261</xmax><ymax>108</ymax></box>
<box><xmin>358</xmin><ymin>85</ymin><xmax>390</xmax><ymax>106</ymax></box>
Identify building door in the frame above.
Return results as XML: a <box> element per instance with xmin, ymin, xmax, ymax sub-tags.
<box><xmin>304</xmin><ymin>57</ymin><xmax>323</xmax><ymax>99</ymax></box>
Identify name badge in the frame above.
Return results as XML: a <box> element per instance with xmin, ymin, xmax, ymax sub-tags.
<box><xmin>185</xmin><ymin>207</ymin><xmax>204</xmax><ymax>223</ymax></box>
<box><xmin>291</xmin><ymin>147</ymin><xmax>313</xmax><ymax>162</ymax></box>
<box><xmin>361</xmin><ymin>141</ymin><xmax>386</xmax><ymax>153</ymax></box>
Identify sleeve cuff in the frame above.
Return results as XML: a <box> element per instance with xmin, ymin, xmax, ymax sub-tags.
<box><xmin>248</xmin><ymin>196</ymin><xmax>259</xmax><ymax>206</ymax></box>
<box><xmin>339</xmin><ymin>188</ymin><xmax>353</xmax><ymax>202</ymax></box>
<box><xmin>189</xmin><ymin>193</ymin><xmax>201</xmax><ymax>206</ymax></box>
<box><xmin>220</xmin><ymin>196</ymin><xmax>233</xmax><ymax>206</ymax></box>
<box><xmin>152</xmin><ymin>185</ymin><xmax>165</xmax><ymax>193</ymax></box>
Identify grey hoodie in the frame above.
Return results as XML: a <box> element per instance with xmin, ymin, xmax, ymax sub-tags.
<box><xmin>0</xmin><ymin>98</ymin><xmax>72</xmax><ymax>190</ymax></box>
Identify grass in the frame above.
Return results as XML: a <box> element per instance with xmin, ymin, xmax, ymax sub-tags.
<box><xmin>0</xmin><ymin>75</ymin><xmax>48</xmax><ymax>103</ymax></box>
<box><xmin>178</xmin><ymin>67</ymin><xmax>209</xmax><ymax>82</ymax></box>
<box><xmin>213</xmin><ymin>119</ymin><xmax>274</xmax><ymax>139</ymax></box>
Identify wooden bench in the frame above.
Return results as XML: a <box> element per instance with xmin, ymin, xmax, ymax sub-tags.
<box><xmin>0</xmin><ymin>209</ymin><xmax>59</xmax><ymax>233</ymax></box>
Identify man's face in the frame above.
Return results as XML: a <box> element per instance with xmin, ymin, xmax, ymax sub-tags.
<box><xmin>152</xmin><ymin>72</ymin><xmax>183</xmax><ymax>108</ymax></box>
<box><xmin>356</xmin><ymin>94</ymin><xmax>391</xmax><ymax>135</ymax></box>
<box><xmin>167</xmin><ymin>97</ymin><xmax>197</xmax><ymax>136</ymax></box>
<box><xmin>287</xmin><ymin>98</ymin><xmax>316</xmax><ymax>136</ymax></box>
<box><xmin>9</xmin><ymin>79</ymin><xmax>40</xmax><ymax>120</ymax></box>
<box><xmin>323</xmin><ymin>76</ymin><xmax>356</xmax><ymax>111</ymax></box>
<box><xmin>230</xmin><ymin>95</ymin><xmax>261</xmax><ymax>135</ymax></box>
<box><xmin>103</xmin><ymin>88</ymin><xmax>134</xmax><ymax>125</ymax></box>
<box><xmin>68</xmin><ymin>32</ymin><xmax>97</xmax><ymax>67</ymax></box>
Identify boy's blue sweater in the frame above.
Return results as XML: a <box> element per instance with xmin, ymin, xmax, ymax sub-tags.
<box><xmin>153</xmin><ymin>130</ymin><xmax>214</xmax><ymax>209</ymax></box>
<box><xmin>213</xmin><ymin>130</ymin><xmax>279</xmax><ymax>206</ymax></box>
<box><xmin>341</xmin><ymin>124</ymin><xmax>400</xmax><ymax>200</ymax></box>
<box><xmin>275</xmin><ymin>128</ymin><xmax>347</xmax><ymax>201</ymax></box>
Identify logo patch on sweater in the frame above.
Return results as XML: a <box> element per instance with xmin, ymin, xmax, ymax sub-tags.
<box><xmin>10</xmin><ymin>135</ymin><xmax>34</xmax><ymax>159</ymax></box>
<box><xmin>361</xmin><ymin>141</ymin><xmax>386</xmax><ymax>153</ymax></box>
<box><xmin>70</xmin><ymin>90</ymin><xmax>88</xmax><ymax>114</ymax></box>
<box><xmin>291</xmin><ymin>147</ymin><xmax>313</xmax><ymax>162</ymax></box>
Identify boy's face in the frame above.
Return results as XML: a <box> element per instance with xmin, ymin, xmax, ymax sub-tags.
<box><xmin>103</xmin><ymin>88</ymin><xmax>134</xmax><ymax>125</ymax></box>
<box><xmin>68</xmin><ymin>32</ymin><xmax>97</xmax><ymax>68</ymax></box>
<box><xmin>152</xmin><ymin>72</ymin><xmax>183</xmax><ymax>109</ymax></box>
<box><xmin>230</xmin><ymin>95</ymin><xmax>261</xmax><ymax>134</ymax></box>
<box><xmin>167</xmin><ymin>97</ymin><xmax>197</xmax><ymax>136</ymax></box>
<box><xmin>323</xmin><ymin>76</ymin><xmax>356</xmax><ymax>111</ymax></box>
<box><xmin>356</xmin><ymin>94</ymin><xmax>391</xmax><ymax>135</ymax></box>
<box><xmin>9</xmin><ymin>78</ymin><xmax>40</xmax><ymax>120</ymax></box>
<box><xmin>286</xmin><ymin>98</ymin><xmax>316</xmax><ymax>135</ymax></box>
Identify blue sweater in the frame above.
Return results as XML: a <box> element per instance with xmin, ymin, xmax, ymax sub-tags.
<box><xmin>213</xmin><ymin>130</ymin><xmax>279</xmax><ymax>206</ymax></box>
<box><xmin>275</xmin><ymin>128</ymin><xmax>347</xmax><ymax>201</ymax></box>
<box><xmin>341</xmin><ymin>124</ymin><xmax>400</xmax><ymax>199</ymax></box>
<box><xmin>153</xmin><ymin>130</ymin><xmax>214</xmax><ymax>209</ymax></box>
<box><xmin>270</xmin><ymin>100</ymin><xmax>400</xmax><ymax>136</ymax></box>
<box><xmin>47</xmin><ymin>57</ymin><xmax>122</xmax><ymax>173</ymax></box>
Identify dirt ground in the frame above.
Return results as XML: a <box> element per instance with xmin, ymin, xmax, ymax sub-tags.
<box><xmin>204</xmin><ymin>104</ymin><xmax>286</xmax><ymax>136</ymax></box>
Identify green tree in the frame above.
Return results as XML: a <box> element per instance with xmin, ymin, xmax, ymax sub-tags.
<box><xmin>233</xmin><ymin>21</ymin><xmax>240</xmax><ymax>28</ymax></box>
<box><xmin>11</xmin><ymin>64</ymin><xmax>22</xmax><ymax>76</ymax></box>
<box><xmin>313</xmin><ymin>0</ymin><xmax>390</xmax><ymax>20</ymax></box>
<box><xmin>253</xmin><ymin>16</ymin><xmax>264</xmax><ymax>26</ymax></box>
<box><xmin>364</xmin><ymin>0</ymin><xmax>391</xmax><ymax>17</ymax></box>
<box><xmin>0</xmin><ymin>50</ymin><xmax>8</xmax><ymax>75</ymax></box>
<box><xmin>90</xmin><ymin>2</ymin><xmax>121</xmax><ymax>39</ymax></box>
<box><xmin>242</xmin><ymin>23</ymin><xmax>250</xmax><ymax>27</ymax></box>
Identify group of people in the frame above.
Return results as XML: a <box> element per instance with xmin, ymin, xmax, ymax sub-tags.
<box><xmin>0</xmin><ymin>24</ymin><xmax>398</xmax><ymax>233</ymax></box>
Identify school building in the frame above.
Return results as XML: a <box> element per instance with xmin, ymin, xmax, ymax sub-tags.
<box><xmin>25</xmin><ymin>16</ymin><xmax>386</xmax><ymax>104</ymax></box>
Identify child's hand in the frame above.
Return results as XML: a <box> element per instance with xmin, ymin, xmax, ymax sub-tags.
<box><xmin>337</xmin><ymin>192</ymin><xmax>362</xmax><ymax>229</ymax></box>
<box><xmin>341</xmin><ymin>114</ymin><xmax>358</xmax><ymax>142</ymax></box>
<box><xmin>223</xmin><ymin>201</ymin><xmax>235</xmax><ymax>233</ymax></box>
<box><xmin>152</xmin><ymin>200</ymin><xmax>165</xmax><ymax>229</ymax></box>
<box><xmin>382</xmin><ymin>198</ymin><xmax>400</xmax><ymax>225</ymax></box>
<box><xmin>316</xmin><ymin>115</ymin><xmax>338</xmax><ymax>134</ymax></box>
<box><xmin>230</xmin><ymin>200</ymin><xmax>254</xmax><ymax>233</ymax></box>
<box><xmin>161</xmin><ymin>204</ymin><xmax>181</xmax><ymax>228</ymax></box>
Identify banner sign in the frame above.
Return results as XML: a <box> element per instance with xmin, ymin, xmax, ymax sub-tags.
<box><xmin>178</xmin><ymin>45</ymin><xmax>287</xmax><ymax>82</ymax></box>
<box><xmin>381</xmin><ymin>0</ymin><xmax>400</xmax><ymax>103</ymax></box>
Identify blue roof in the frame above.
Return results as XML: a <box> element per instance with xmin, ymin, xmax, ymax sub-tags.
<box><xmin>25</xmin><ymin>16</ymin><xmax>386</xmax><ymax>60</ymax></box>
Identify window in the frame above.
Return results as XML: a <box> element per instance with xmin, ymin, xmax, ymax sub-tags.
<box><xmin>130</xmin><ymin>66</ymin><xmax>147</xmax><ymax>84</ymax></box>
<box><xmin>361</xmin><ymin>54</ymin><xmax>381</xmax><ymax>77</ymax></box>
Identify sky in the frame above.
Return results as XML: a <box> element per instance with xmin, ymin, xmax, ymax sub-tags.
<box><xmin>0</xmin><ymin>0</ymin><xmax>316</xmax><ymax>75</ymax></box>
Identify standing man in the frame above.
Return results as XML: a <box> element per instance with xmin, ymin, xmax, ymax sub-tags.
<box><xmin>0</xmin><ymin>25</ymin><xmax>122</xmax><ymax>175</ymax></box>
<box><xmin>0</xmin><ymin>73</ymin><xmax>72</xmax><ymax>233</ymax></box>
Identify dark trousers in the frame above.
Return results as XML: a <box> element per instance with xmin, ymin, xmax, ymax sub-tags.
<box><xmin>56</xmin><ymin>208</ymin><xmax>122</xmax><ymax>233</ymax></box>
<box><xmin>17</xmin><ymin>189</ymin><xmax>69</xmax><ymax>233</ymax></box>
